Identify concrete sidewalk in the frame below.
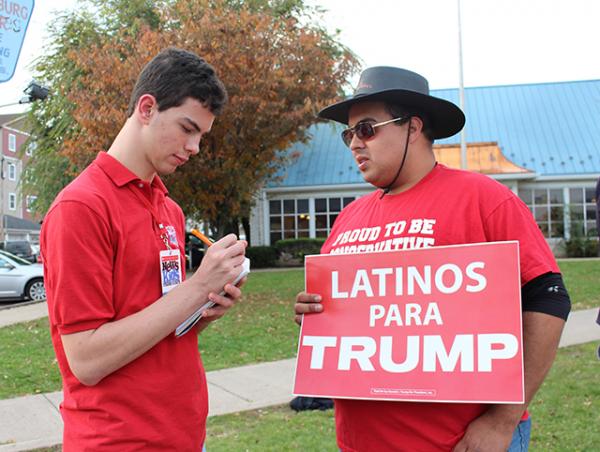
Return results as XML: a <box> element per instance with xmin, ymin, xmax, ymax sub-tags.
<box><xmin>0</xmin><ymin>304</ymin><xmax>598</xmax><ymax>451</ymax></box>
<box><xmin>0</xmin><ymin>302</ymin><xmax>48</xmax><ymax>328</ymax></box>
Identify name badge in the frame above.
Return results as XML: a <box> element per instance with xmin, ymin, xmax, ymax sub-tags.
<box><xmin>160</xmin><ymin>249</ymin><xmax>182</xmax><ymax>295</ymax></box>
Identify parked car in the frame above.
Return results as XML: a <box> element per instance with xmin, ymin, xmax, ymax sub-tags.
<box><xmin>0</xmin><ymin>250</ymin><xmax>46</xmax><ymax>302</ymax></box>
<box><xmin>185</xmin><ymin>233</ymin><xmax>206</xmax><ymax>269</ymax></box>
<box><xmin>0</xmin><ymin>241</ymin><xmax>36</xmax><ymax>263</ymax></box>
<box><xmin>30</xmin><ymin>243</ymin><xmax>42</xmax><ymax>263</ymax></box>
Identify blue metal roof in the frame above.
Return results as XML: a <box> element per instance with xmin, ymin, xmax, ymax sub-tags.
<box><xmin>270</xmin><ymin>79</ymin><xmax>600</xmax><ymax>188</ymax></box>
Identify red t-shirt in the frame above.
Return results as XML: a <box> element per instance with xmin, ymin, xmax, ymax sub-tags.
<box><xmin>321</xmin><ymin>164</ymin><xmax>559</xmax><ymax>452</ymax></box>
<box><xmin>41</xmin><ymin>152</ymin><xmax>208</xmax><ymax>451</ymax></box>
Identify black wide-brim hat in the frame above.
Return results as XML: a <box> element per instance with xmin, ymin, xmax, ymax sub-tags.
<box><xmin>318</xmin><ymin>66</ymin><xmax>465</xmax><ymax>139</ymax></box>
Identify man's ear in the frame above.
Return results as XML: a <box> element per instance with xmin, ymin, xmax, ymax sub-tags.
<box><xmin>408</xmin><ymin>116</ymin><xmax>424</xmax><ymax>142</ymax></box>
<box><xmin>135</xmin><ymin>94</ymin><xmax>157</xmax><ymax>124</ymax></box>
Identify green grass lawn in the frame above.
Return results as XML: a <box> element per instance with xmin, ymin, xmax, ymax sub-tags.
<box><xmin>0</xmin><ymin>318</ymin><xmax>61</xmax><ymax>399</ymax></box>
<box><xmin>206</xmin><ymin>405</ymin><xmax>337</xmax><ymax>451</ymax></box>
<box><xmin>0</xmin><ymin>261</ymin><xmax>598</xmax><ymax>400</ymax></box>
<box><xmin>557</xmin><ymin>259</ymin><xmax>600</xmax><ymax>310</ymax></box>
<box><xmin>199</xmin><ymin>269</ymin><xmax>303</xmax><ymax>370</ymax></box>
<box><xmin>528</xmin><ymin>341</ymin><xmax>600</xmax><ymax>450</ymax></box>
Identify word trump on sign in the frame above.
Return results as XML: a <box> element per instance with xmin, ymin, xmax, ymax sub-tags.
<box><xmin>302</xmin><ymin>333</ymin><xmax>519</xmax><ymax>373</ymax></box>
<box><xmin>293</xmin><ymin>241</ymin><xmax>524</xmax><ymax>403</ymax></box>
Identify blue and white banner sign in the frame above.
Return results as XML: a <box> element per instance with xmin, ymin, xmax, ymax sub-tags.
<box><xmin>0</xmin><ymin>0</ymin><xmax>35</xmax><ymax>83</ymax></box>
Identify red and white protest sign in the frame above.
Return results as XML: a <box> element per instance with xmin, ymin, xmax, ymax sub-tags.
<box><xmin>293</xmin><ymin>241</ymin><xmax>524</xmax><ymax>403</ymax></box>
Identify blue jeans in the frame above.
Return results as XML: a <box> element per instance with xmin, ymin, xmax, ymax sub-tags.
<box><xmin>508</xmin><ymin>418</ymin><xmax>532</xmax><ymax>451</ymax></box>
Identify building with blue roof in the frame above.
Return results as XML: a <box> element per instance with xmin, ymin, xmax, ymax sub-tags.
<box><xmin>250</xmin><ymin>79</ymin><xmax>600</xmax><ymax>253</ymax></box>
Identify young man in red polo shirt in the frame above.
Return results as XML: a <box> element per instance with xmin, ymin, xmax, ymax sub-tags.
<box><xmin>41</xmin><ymin>48</ymin><xmax>247</xmax><ymax>450</ymax></box>
<box><xmin>294</xmin><ymin>67</ymin><xmax>571</xmax><ymax>451</ymax></box>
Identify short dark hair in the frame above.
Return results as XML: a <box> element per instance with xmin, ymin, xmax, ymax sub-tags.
<box><xmin>383</xmin><ymin>103</ymin><xmax>435</xmax><ymax>143</ymax></box>
<box><xmin>127</xmin><ymin>47</ymin><xmax>228</xmax><ymax>117</ymax></box>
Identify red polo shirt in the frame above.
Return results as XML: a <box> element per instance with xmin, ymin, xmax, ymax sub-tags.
<box><xmin>42</xmin><ymin>152</ymin><xmax>208</xmax><ymax>451</ymax></box>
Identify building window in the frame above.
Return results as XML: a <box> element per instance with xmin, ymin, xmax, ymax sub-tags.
<box><xmin>269</xmin><ymin>198</ymin><xmax>310</xmax><ymax>244</ymax></box>
<box><xmin>315</xmin><ymin>196</ymin><xmax>355</xmax><ymax>238</ymax></box>
<box><xmin>268</xmin><ymin>196</ymin><xmax>357</xmax><ymax>244</ymax></box>
<box><xmin>26</xmin><ymin>195</ymin><xmax>38</xmax><ymax>212</ymax></box>
<box><xmin>8</xmin><ymin>134</ymin><xmax>16</xmax><ymax>152</ymax></box>
<box><xmin>7</xmin><ymin>163</ymin><xmax>16</xmax><ymax>181</ymax></box>
<box><xmin>568</xmin><ymin>187</ymin><xmax>597</xmax><ymax>237</ymax></box>
<box><xmin>519</xmin><ymin>188</ymin><xmax>564</xmax><ymax>238</ymax></box>
<box><xmin>8</xmin><ymin>193</ymin><xmax>16</xmax><ymax>211</ymax></box>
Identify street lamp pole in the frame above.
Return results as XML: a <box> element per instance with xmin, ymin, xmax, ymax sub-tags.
<box><xmin>457</xmin><ymin>0</ymin><xmax>468</xmax><ymax>170</ymax></box>
<box><xmin>0</xmin><ymin>81</ymin><xmax>49</xmax><ymax>109</ymax></box>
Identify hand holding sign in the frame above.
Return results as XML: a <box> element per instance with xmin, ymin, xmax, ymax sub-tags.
<box><xmin>294</xmin><ymin>292</ymin><xmax>323</xmax><ymax>325</ymax></box>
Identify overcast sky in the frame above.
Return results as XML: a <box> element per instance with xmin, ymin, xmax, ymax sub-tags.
<box><xmin>1</xmin><ymin>0</ymin><xmax>599</xmax><ymax>113</ymax></box>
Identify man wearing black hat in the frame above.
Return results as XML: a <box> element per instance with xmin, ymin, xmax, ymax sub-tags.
<box><xmin>294</xmin><ymin>67</ymin><xmax>571</xmax><ymax>451</ymax></box>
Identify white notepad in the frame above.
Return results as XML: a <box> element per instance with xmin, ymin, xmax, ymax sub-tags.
<box><xmin>175</xmin><ymin>258</ymin><xmax>250</xmax><ymax>337</ymax></box>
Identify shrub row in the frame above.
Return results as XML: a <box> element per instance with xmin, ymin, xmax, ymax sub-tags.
<box><xmin>245</xmin><ymin>246</ymin><xmax>278</xmax><ymax>268</ymax></box>
<box><xmin>245</xmin><ymin>238</ymin><xmax>326</xmax><ymax>268</ymax></box>
<box><xmin>564</xmin><ymin>237</ymin><xmax>599</xmax><ymax>258</ymax></box>
<box><xmin>274</xmin><ymin>238</ymin><xmax>326</xmax><ymax>260</ymax></box>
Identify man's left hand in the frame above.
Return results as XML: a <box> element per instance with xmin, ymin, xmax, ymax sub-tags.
<box><xmin>453</xmin><ymin>409</ymin><xmax>519</xmax><ymax>452</ymax></box>
<box><xmin>198</xmin><ymin>277</ymin><xmax>246</xmax><ymax>326</ymax></box>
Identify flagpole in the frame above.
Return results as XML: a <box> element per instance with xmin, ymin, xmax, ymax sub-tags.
<box><xmin>457</xmin><ymin>0</ymin><xmax>467</xmax><ymax>170</ymax></box>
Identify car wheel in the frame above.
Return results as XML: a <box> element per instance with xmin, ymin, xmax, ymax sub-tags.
<box><xmin>25</xmin><ymin>278</ymin><xmax>46</xmax><ymax>302</ymax></box>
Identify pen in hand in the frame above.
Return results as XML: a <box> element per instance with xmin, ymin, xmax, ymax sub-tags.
<box><xmin>190</xmin><ymin>229</ymin><xmax>247</xmax><ymax>286</ymax></box>
<box><xmin>190</xmin><ymin>229</ymin><xmax>213</xmax><ymax>247</ymax></box>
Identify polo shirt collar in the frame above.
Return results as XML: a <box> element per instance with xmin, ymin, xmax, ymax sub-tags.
<box><xmin>94</xmin><ymin>151</ymin><xmax>169</xmax><ymax>195</ymax></box>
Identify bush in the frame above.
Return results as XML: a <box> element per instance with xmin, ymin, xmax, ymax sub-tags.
<box><xmin>563</xmin><ymin>214</ymin><xmax>599</xmax><ymax>257</ymax></box>
<box><xmin>563</xmin><ymin>221</ymin><xmax>598</xmax><ymax>257</ymax></box>
<box><xmin>246</xmin><ymin>246</ymin><xmax>278</xmax><ymax>268</ymax></box>
<box><xmin>274</xmin><ymin>238</ymin><xmax>326</xmax><ymax>264</ymax></box>
<box><xmin>564</xmin><ymin>236</ymin><xmax>599</xmax><ymax>257</ymax></box>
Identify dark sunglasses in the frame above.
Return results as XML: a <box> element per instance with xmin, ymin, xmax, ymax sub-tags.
<box><xmin>341</xmin><ymin>116</ymin><xmax>409</xmax><ymax>147</ymax></box>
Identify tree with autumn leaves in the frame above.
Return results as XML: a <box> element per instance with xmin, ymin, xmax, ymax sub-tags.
<box><xmin>22</xmin><ymin>0</ymin><xmax>358</xmax><ymax>237</ymax></box>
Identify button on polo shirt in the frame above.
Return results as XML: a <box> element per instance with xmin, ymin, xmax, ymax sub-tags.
<box><xmin>41</xmin><ymin>152</ymin><xmax>208</xmax><ymax>450</ymax></box>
